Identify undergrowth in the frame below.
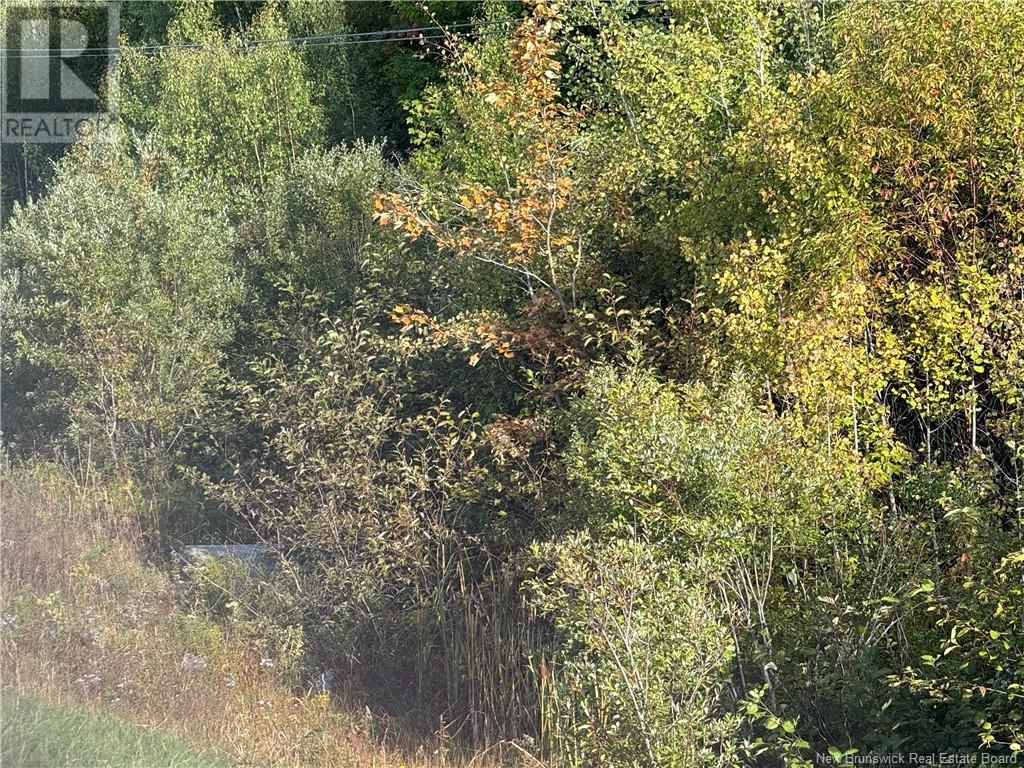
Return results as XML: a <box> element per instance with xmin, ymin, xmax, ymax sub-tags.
<box><xmin>0</xmin><ymin>462</ymin><xmax>515</xmax><ymax>768</ymax></box>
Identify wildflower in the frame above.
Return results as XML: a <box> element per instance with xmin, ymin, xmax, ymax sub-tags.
<box><xmin>259</xmin><ymin>657</ymin><xmax>274</xmax><ymax>668</ymax></box>
<box><xmin>224</xmin><ymin>674</ymin><xmax>237</xmax><ymax>689</ymax></box>
<box><xmin>177</xmin><ymin>651</ymin><xmax>207</xmax><ymax>673</ymax></box>
<box><xmin>120</xmin><ymin>601</ymin><xmax>145</xmax><ymax>625</ymax></box>
<box><xmin>0</xmin><ymin>613</ymin><xmax>18</xmax><ymax>628</ymax></box>
<box><xmin>76</xmin><ymin>673</ymin><xmax>101</xmax><ymax>686</ymax></box>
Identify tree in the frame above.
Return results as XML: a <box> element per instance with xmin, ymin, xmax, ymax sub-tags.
<box><xmin>697</xmin><ymin>0</ymin><xmax>1024</xmax><ymax>484</ymax></box>
<box><xmin>119</xmin><ymin>1</ymin><xmax>323</xmax><ymax>194</ymax></box>
<box><xmin>380</xmin><ymin>0</ymin><xmax>591</xmax><ymax>320</ymax></box>
<box><xmin>2</xmin><ymin>130</ymin><xmax>241</xmax><ymax>467</ymax></box>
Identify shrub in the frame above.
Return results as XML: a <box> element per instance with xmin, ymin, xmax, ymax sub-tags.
<box><xmin>202</xmin><ymin>300</ymin><xmax>477</xmax><ymax>702</ymax></box>
<box><xmin>561</xmin><ymin>365</ymin><xmax>888</xmax><ymax>754</ymax></box>
<box><xmin>1</xmin><ymin>130</ymin><xmax>241</xmax><ymax>469</ymax></box>
<box><xmin>528</xmin><ymin>533</ymin><xmax>739</xmax><ymax>767</ymax></box>
<box><xmin>239</xmin><ymin>144</ymin><xmax>426</xmax><ymax>316</ymax></box>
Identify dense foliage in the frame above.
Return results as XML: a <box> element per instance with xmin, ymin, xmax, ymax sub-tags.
<box><xmin>3</xmin><ymin>0</ymin><xmax>1023</xmax><ymax>765</ymax></box>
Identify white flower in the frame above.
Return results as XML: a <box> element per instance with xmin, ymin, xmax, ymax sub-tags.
<box><xmin>177</xmin><ymin>651</ymin><xmax>207</xmax><ymax>673</ymax></box>
<box><xmin>76</xmin><ymin>673</ymin><xmax>101</xmax><ymax>686</ymax></box>
<box><xmin>259</xmin><ymin>657</ymin><xmax>274</xmax><ymax>668</ymax></box>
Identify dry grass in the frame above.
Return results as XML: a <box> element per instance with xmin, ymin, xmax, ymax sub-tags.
<box><xmin>0</xmin><ymin>463</ymin><xmax>523</xmax><ymax>768</ymax></box>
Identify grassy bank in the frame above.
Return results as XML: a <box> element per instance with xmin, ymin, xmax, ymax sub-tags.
<box><xmin>0</xmin><ymin>464</ymin><xmax>508</xmax><ymax>768</ymax></box>
<box><xmin>2</xmin><ymin>693</ymin><xmax>230</xmax><ymax>768</ymax></box>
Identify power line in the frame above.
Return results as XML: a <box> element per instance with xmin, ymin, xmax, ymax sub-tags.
<box><xmin>0</xmin><ymin>1</ymin><xmax>667</xmax><ymax>58</ymax></box>
<box><xmin>1</xmin><ymin>23</ymin><xmax>509</xmax><ymax>59</ymax></box>
<box><xmin>1</xmin><ymin>16</ymin><xmax>522</xmax><ymax>58</ymax></box>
